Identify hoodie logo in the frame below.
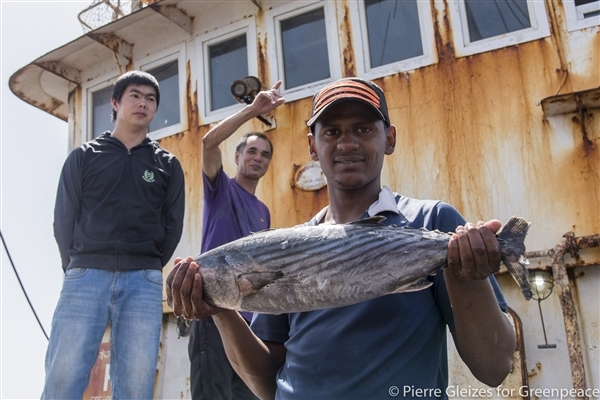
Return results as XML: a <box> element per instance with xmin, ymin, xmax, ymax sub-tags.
<box><xmin>142</xmin><ymin>170</ymin><xmax>155</xmax><ymax>183</ymax></box>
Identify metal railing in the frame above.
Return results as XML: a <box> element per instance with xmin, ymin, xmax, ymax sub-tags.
<box><xmin>78</xmin><ymin>0</ymin><xmax>147</xmax><ymax>32</ymax></box>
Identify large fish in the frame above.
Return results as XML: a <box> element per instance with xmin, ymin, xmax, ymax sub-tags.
<box><xmin>196</xmin><ymin>216</ymin><xmax>532</xmax><ymax>314</ymax></box>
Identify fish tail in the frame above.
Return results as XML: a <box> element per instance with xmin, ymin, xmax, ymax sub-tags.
<box><xmin>497</xmin><ymin>216</ymin><xmax>533</xmax><ymax>300</ymax></box>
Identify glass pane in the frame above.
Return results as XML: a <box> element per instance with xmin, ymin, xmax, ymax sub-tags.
<box><xmin>209</xmin><ymin>34</ymin><xmax>248</xmax><ymax>111</ymax></box>
<box><xmin>364</xmin><ymin>0</ymin><xmax>423</xmax><ymax>68</ymax></box>
<box><xmin>147</xmin><ymin>60</ymin><xmax>180</xmax><ymax>132</ymax></box>
<box><xmin>465</xmin><ymin>0</ymin><xmax>531</xmax><ymax>42</ymax></box>
<box><xmin>281</xmin><ymin>8</ymin><xmax>330</xmax><ymax>89</ymax></box>
<box><xmin>575</xmin><ymin>0</ymin><xmax>600</xmax><ymax>19</ymax></box>
<box><xmin>92</xmin><ymin>85</ymin><xmax>114</xmax><ymax>138</ymax></box>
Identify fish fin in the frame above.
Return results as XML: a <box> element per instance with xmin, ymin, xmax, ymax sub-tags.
<box><xmin>350</xmin><ymin>216</ymin><xmax>386</xmax><ymax>225</ymax></box>
<box><xmin>497</xmin><ymin>216</ymin><xmax>533</xmax><ymax>301</ymax></box>
<box><xmin>391</xmin><ymin>279</ymin><xmax>433</xmax><ymax>294</ymax></box>
<box><xmin>237</xmin><ymin>271</ymin><xmax>284</xmax><ymax>295</ymax></box>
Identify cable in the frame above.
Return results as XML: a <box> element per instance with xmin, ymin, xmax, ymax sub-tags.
<box><xmin>0</xmin><ymin>229</ymin><xmax>49</xmax><ymax>340</ymax></box>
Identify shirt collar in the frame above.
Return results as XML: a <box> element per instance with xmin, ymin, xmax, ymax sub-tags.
<box><xmin>310</xmin><ymin>186</ymin><xmax>399</xmax><ymax>225</ymax></box>
<box><xmin>367</xmin><ymin>186</ymin><xmax>400</xmax><ymax>217</ymax></box>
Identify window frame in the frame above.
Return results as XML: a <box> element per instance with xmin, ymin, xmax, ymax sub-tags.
<box><xmin>82</xmin><ymin>71</ymin><xmax>118</xmax><ymax>142</ymax></box>
<box><xmin>266</xmin><ymin>1</ymin><xmax>342</xmax><ymax>102</ymax></box>
<box><xmin>137</xmin><ymin>44</ymin><xmax>187</xmax><ymax>141</ymax></box>
<box><xmin>349</xmin><ymin>0</ymin><xmax>437</xmax><ymax>80</ymax></box>
<box><xmin>196</xmin><ymin>17</ymin><xmax>258</xmax><ymax>125</ymax></box>
<box><xmin>564</xmin><ymin>0</ymin><xmax>600</xmax><ymax>31</ymax></box>
<box><xmin>448</xmin><ymin>0</ymin><xmax>551</xmax><ymax>58</ymax></box>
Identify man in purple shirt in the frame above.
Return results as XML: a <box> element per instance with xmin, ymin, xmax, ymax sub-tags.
<box><xmin>187</xmin><ymin>81</ymin><xmax>285</xmax><ymax>400</ymax></box>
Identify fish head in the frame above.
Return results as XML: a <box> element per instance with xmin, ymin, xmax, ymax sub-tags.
<box><xmin>196</xmin><ymin>252</ymin><xmax>244</xmax><ymax>310</ymax></box>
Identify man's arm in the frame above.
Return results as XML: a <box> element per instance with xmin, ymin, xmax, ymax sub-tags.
<box><xmin>445</xmin><ymin>220</ymin><xmax>516</xmax><ymax>386</ymax></box>
<box><xmin>159</xmin><ymin>159</ymin><xmax>186</xmax><ymax>266</ymax></box>
<box><xmin>53</xmin><ymin>150</ymin><xmax>82</xmax><ymax>272</ymax></box>
<box><xmin>202</xmin><ymin>81</ymin><xmax>285</xmax><ymax>184</ymax></box>
<box><xmin>166</xmin><ymin>257</ymin><xmax>285</xmax><ymax>399</ymax></box>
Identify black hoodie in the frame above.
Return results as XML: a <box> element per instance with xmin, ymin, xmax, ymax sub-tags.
<box><xmin>53</xmin><ymin>132</ymin><xmax>185</xmax><ymax>272</ymax></box>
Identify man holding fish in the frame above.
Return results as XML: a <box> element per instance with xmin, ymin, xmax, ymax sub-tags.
<box><xmin>188</xmin><ymin>81</ymin><xmax>284</xmax><ymax>400</ymax></box>
<box><xmin>169</xmin><ymin>78</ymin><xmax>517</xmax><ymax>399</ymax></box>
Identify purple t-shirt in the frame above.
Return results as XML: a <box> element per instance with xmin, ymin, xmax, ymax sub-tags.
<box><xmin>201</xmin><ymin>167</ymin><xmax>270</xmax><ymax>320</ymax></box>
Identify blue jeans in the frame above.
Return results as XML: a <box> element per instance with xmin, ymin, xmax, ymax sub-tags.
<box><xmin>42</xmin><ymin>268</ymin><xmax>163</xmax><ymax>400</ymax></box>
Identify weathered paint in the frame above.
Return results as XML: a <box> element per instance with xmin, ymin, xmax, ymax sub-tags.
<box><xmin>338</xmin><ymin>0</ymin><xmax>357</xmax><ymax>78</ymax></box>
<box><xmin>8</xmin><ymin>0</ymin><xmax>600</xmax><ymax>398</ymax></box>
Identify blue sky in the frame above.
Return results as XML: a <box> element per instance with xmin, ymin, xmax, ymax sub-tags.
<box><xmin>1</xmin><ymin>1</ymin><xmax>86</xmax><ymax>397</ymax></box>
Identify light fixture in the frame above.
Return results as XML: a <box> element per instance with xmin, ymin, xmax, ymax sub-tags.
<box><xmin>230</xmin><ymin>76</ymin><xmax>272</xmax><ymax>126</ymax></box>
<box><xmin>528</xmin><ymin>270</ymin><xmax>556</xmax><ymax>349</ymax></box>
<box><xmin>230</xmin><ymin>76</ymin><xmax>262</xmax><ymax>104</ymax></box>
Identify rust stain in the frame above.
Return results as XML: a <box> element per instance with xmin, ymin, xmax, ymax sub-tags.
<box><xmin>340</xmin><ymin>1</ymin><xmax>356</xmax><ymax>78</ymax></box>
<box><xmin>527</xmin><ymin>364</ymin><xmax>540</xmax><ymax>378</ymax></box>
<box><xmin>436</xmin><ymin>0</ymin><xmax>455</xmax><ymax>63</ymax></box>
<box><xmin>87</xmin><ymin>33</ymin><xmax>132</xmax><ymax>58</ymax></box>
<box><xmin>255</xmin><ymin>6</ymin><xmax>270</xmax><ymax>86</ymax></box>
<box><xmin>257</xmin><ymin>39</ymin><xmax>269</xmax><ymax>87</ymax></box>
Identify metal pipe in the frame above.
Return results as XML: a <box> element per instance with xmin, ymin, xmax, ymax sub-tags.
<box><xmin>507</xmin><ymin>307</ymin><xmax>530</xmax><ymax>400</ymax></box>
<box><xmin>547</xmin><ymin>232</ymin><xmax>599</xmax><ymax>400</ymax></box>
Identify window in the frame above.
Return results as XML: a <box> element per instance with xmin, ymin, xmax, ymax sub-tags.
<box><xmin>576</xmin><ymin>0</ymin><xmax>600</xmax><ymax>18</ymax></box>
<box><xmin>208</xmin><ymin>34</ymin><xmax>248</xmax><ymax>111</ymax></box>
<box><xmin>564</xmin><ymin>0</ymin><xmax>600</xmax><ymax>31</ymax></box>
<box><xmin>146</xmin><ymin>60</ymin><xmax>181</xmax><ymax>134</ymax></box>
<box><xmin>268</xmin><ymin>2</ymin><xmax>342</xmax><ymax>101</ymax></box>
<box><xmin>448</xmin><ymin>0</ymin><xmax>550</xmax><ymax>57</ymax></box>
<box><xmin>464</xmin><ymin>0</ymin><xmax>532</xmax><ymax>42</ymax></box>
<box><xmin>91</xmin><ymin>85</ymin><xmax>114</xmax><ymax>138</ymax></box>
<box><xmin>82</xmin><ymin>71</ymin><xmax>118</xmax><ymax>142</ymax></box>
<box><xmin>351</xmin><ymin>0</ymin><xmax>437</xmax><ymax>79</ymax></box>
<box><xmin>280</xmin><ymin>7</ymin><xmax>329</xmax><ymax>89</ymax></box>
<box><xmin>139</xmin><ymin>46</ymin><xmax>186</xmax><ymax>140</ymax></box>
<box><xmin>365</xmin><ymin>0</ymin><xmax>422</xmax><ymax>67</ymax></box>
<box><xmin>197</xmin><ymin>17</ymin><xmax>258</xmax><ymax>124</ymax></box>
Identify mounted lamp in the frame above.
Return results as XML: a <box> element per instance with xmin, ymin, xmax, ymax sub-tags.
<box><xmin>528</xmin><ymin>270</ymin><xmax>556</xmax><ymax>349</ymax></box>
<box><xmin>230</xmin><ymin>76</ymin><xmax>272</xmax><ymax>126</ymax></box>
<box><xmin>230</xmin><ymin>76</ymin><xmax>262</xmax><ymax>104</ymax></box>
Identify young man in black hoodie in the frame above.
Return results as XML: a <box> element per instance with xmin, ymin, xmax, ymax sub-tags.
<box><xmin>42</xmin><ymin>70</ymin><xmax>185</xmax><ymax>399</ymax></box>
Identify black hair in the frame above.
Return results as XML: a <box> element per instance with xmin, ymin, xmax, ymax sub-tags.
<box><xmin>236</xmin><ymin>132</ymin><xmax>274</xmax><ymax>157</ymax></box>
<box><xmin>111</xmin><ymin>70</ymin><xmax>160</xmax><ymax>122</ymax></box>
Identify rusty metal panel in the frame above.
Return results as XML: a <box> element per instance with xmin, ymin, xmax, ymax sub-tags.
<box><xmin>541</xmin><ymin>87</ymin><xmax>600</xmax><ymax>116</ymax></box>
<box><xmin>151</xmin><ymin>0</ymin><xmax>600</xmax><ymax>301</ymax></box>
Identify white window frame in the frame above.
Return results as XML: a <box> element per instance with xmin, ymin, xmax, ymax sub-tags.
<box><xmin>138</xmin><ymin>44</ymin><xmax>187</xmax><ymax>141</ymax></box>
<box><xmin>448</xmin><ymin>0</ymin><xmax>551</xmax><ymax>58</ymax></box>
<box><xmin>564</xmin><ymin>0</ymin><xmax>600</xmax><ymax>31</ymax></box>
<box><xmin>348</xmin><ymin>0</ymin><xmax>437</xmax><ymax>80</ymax></box>
<box><xmin>266</xmin><ymin>1</ymin><xmax>342</xmax><ymax>102</ymax></box>
<box><xmin>196</xmin><ymin>17</ymin><xmax>258</xmax><ymax>125</ymax></box>
<box><xmin>82</xmin><ymin>71</ymin><xmax>118</xmax><ymax>142</ymax></box>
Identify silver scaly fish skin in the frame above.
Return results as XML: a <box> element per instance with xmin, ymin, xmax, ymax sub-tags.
<box><xmin>195</xmin><ymin>216</ymin><xmax>532</xmax><ymax>314</ymax></box>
